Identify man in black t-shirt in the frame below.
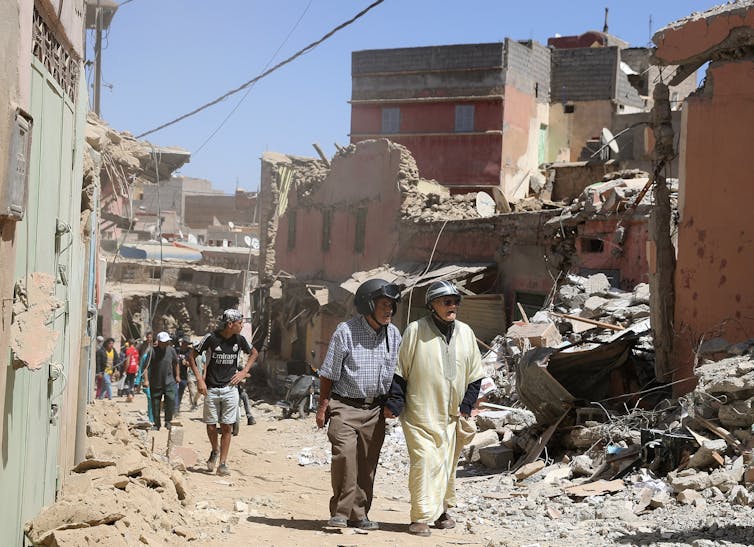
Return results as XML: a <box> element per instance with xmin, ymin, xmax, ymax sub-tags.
<box><xmin>188</xmin><ymin>309</ymin><xmax>258</xmax><ymax>476</ymax></box>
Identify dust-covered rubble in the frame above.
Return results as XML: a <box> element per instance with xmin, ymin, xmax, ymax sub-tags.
<box><xmin>24</xmin><ymin>402</ymin><xmax>232</xmax><ymax>546</ymax></box>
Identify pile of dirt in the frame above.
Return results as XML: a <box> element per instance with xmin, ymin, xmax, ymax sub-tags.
<box><xmin>24</xmin><ymin>402</ymin><xmax>217</xmax><ymax>546</ymax></box>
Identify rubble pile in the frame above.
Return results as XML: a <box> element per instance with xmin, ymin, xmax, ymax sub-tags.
<box><xmin>692</xmin><ymin>352</ymin><xmax>754</xmax><ymax>429</ymax></box>
<box><xmin>401</xmin><ymin>190</ymin><xmax>482</xmax><ymax>222</ymax></box>
<box><xmin>24</xmin><ymin>402</ymin><xmax>213</xmax><ymax>546</ymax></box>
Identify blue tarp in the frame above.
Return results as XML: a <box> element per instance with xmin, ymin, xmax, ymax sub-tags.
<box><xmin>119</xmin><ymin>244</ymin><xmax>202</xmax><ymax>262</ymax></box>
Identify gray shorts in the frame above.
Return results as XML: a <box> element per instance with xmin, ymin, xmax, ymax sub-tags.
<box><xmin>203</xmin><ymin>386</ymin><xmax>239</xmax><ymax>425</ymax></box>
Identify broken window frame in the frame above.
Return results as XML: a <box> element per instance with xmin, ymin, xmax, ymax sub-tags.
<box><xmin>321</xmin><ymin>208</ymin><xmax>332</xmax><ymax>251</ymax></box>
<box><xmin>287</xmin><ymin>210</ymin><xmax>297</xmax><ymax>250</ymax></box>
<box><xmin>381</xmin><ymin>107</ymin><xmax>400</xmax><ymax>133</ymax></box>
<box><xmin>454</xmin><ymin>104</ymin><xmax>475</xmax><ymax>132</ymax></box>
<box><xmin>354</xmin><ymin>207</ymin><xmax>367</xmax><ymax>254</ymax></box>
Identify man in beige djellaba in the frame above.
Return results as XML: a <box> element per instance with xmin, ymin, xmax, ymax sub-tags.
<box><xmin>384</xmin><ymin>280</ymin><xmax>485</xmax><ymax>537</ymax></box>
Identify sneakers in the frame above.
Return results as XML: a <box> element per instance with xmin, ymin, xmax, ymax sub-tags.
<box><xmin>207</xmin><ymin>450</ymin><xmax>218</xmax><ymax>472</ymax></box>
<box><xmin>408</xmin><ymin>522</ymin><xmax>431</xmax><ymax>536</ymax></box>
<box><xmin>326</xmin><ymin>516</ymin><xmax>347</xmax><ymax>528</ymax></box>
<box><xmin>247</xmin><ymin>416</ymin><xmax>256</xmax><ymax>426</ymax></box>
<box><xmin>216</xmin><ymin>463</ymin><xmax>230</xmax><ymax>476</ymax></box>
<box><xmin>354</xmin><ymin>518</ymin><xmax>379</xmax><ymax>530</ymax></box>
<box><xmin>434</xmin><ymin>512</ymin><xmax>456</xmax><ymax>529</ymax></box>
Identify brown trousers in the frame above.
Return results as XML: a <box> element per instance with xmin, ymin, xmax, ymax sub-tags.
<box><xmin>326</xmin><ymin>398</ymin><xmax>386</xmax><ymax>521</ymax></box>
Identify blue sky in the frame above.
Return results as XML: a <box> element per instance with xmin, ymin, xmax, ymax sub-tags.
<box><xmin>93</xmin><ymin>0</ymin><xmax>717</xmax><ymax>194</ymax></box>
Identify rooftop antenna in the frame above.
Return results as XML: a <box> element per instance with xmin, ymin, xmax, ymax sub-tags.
<box><xmin>603</xmin><ymin>7</ymin><xmax>609</xmax><ymax>33</ymax></box>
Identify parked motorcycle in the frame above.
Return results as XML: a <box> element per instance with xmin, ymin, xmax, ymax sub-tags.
<box><xmin>276</xmin><ymin>373</ymin><xmax>319</xmax><ymax>419</ymax></box>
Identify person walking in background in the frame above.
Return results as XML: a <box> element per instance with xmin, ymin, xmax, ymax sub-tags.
<box><xmin>190</xmin><ymin>309</ymin><xmax>258</xmax><ymax>477</ymax></box>
<box><xmin>175</xmin><ymin>337</ymin><xmax>193</xmax><ymax>415</ymax></box>
<box><xmin>385</xmin><ymin>281</ymin><xmax>484</xmax><ymax>537</ymax></box>
<box><xmin>95</xmin><ymin>338</ymin><xmax>116</xmax><ymax>400</ymax></box>
<box><xmin>143</xmin><ymin>331</ymin><xmax>179</xmax><ymax>430</ymax></box>
<box><xmin>124</xmin><ymin>340</ymin><xmax>139</xmax><ymax>402</ymax></box>
<box><xmin>316</xmin><ymin>279</ymin><xmax>402</xmax><ymax>531</ymax></box>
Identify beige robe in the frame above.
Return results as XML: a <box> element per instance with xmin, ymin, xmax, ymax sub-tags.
<box><xmin>396</xmin><ymin>316</ymin><xmax>485</xmax><ymax>523</ymax></box>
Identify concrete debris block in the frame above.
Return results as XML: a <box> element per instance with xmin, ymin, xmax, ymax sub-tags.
<box><xmin>600</xmin><ymin>298</ymin><xmax>634</xmax><ymax>314</ymax></box>
<box><xmin>730</xmin><ymin>456</ymin><xmax>745</xmax><ymax>483</ymax></box>
<box><xmin>563</xmin><ymin>427</ymin><xmax>603</xmax><ymax>449</ymax></box>
<box><xmin>139</xmin><ymin>467</ymin><xmax>170</xmax><ymax>489</ymax></box>
<box><xmin>61</xmin><ymin>473</ymin><xmax>93</xmax><ymax>497</ymax></box>
<box><xmin>462</xmin><ymin>430</ymin><xmax>499</xmax><ymax>463</ymax></box>
<box><xmin>173</xmin><ymin>526</ymin><xmax>196</xmax><ymax>540</ymax></box>
<box><xmin>116</xmin><ymin>449</ymin><xmax>148</xmax><ymax>477</ymax></box>
<box><xmin>583</xmin><ymin>274</ymin><xmax>611</xmax><ymax>295</ymax></box>
<box><xmin>170</xmin><ymin>471</ymin><xmax>188</xmax><ymax>501</ymax></box>
<box><xmin>544</xmin><ymin>465</ymin><xmax>572</xmax><ymax>484</ymax></box>
<box><xmin>719</xmin><ymin>397</ymin><xmax>754</xmax><ymax>428</ymax></box>
<box><xmin>649</xmin><ymin>491</ymin><xmax>671</xmax><ymax>509</ymax></box>
<box><xmin>582</xmin><ymin>296</ymin><xmax>609</xmax><ymax>317</ymax></box>
<box><xmin>595</xmin><ymin>499</ymin><xmax>635</xmax><ymax>521</ymax></box>
<box><xmin>699</xmin><ymin>337</ymin><xmax>730</xmax><ymax>355</ymax></box>
<box><xmin>677</xmin><ymin>489</ymin><xmax>703</xmax><ymax>505</ymax></box>
<box><xmin>476</xmin><ymin>409</ymin><xmax>536</xmax><ymax>433</ymax></box>
<box><xmin>546</xmin><ymin>505</ymin><xmax>562</xmax><ymax>519</ymax></box>
<box><xmin>729</xmin><ymin>341</ymin><xmax>754</xmax><ymax>356</ymax></box>
<box><xmin>631</xmin><ymin>283</ymin><xmax>650</xmax><ymax>305</ymax></box>
<box><xmin>557</xmin><ymin>285</ymin><xmax>587</xmax><ymax>309</ymax></box>
<box><xmin>478</xmin><ymin>446</ymin><xmax>515</xmax><ymax>470</ymax></box>
<box><xmin>685</xmin><ymin>439</ymin><xmax>727</xmax><ymax>469</ymax></box>
<box><xmin>668</xmin><ymin>470</ymin><xmax>711</xmax><ymax>492</ymax></box>
<box><xmin>234</xmin><ymin>500</ymin><xmax>249</xmax><ymax>512</ymax></box>
<box><xmin>624</xmin><ymin>304</ymin><xmax>651</xmax><ymax>319</ymax></box>
<box><xmin>506</xmin><ymin>322</ymin><xmax>562</xmax><ymax>350</ymax></box>
<box><xmin>728</xmin><ymin>484</ymin><xmax>753</xmax><ymax>506</ymax></box>
<box><xmin>569</xmin><ymin>455</ymin><xmax>594</xmax><ymax>477</ymax></box>
<box><xmin>694</xmin><ymin>356</ymin><xmax>754</xmax><ymax>396</ymax></box>
<box><xmin>515</xmin><ymin>461</ymin><xmax>546</xmax><ymax>481</ymax></box>
<box><xmin>708</xmin><ymin>468</ymin><xmax>738</xmax><ymax>494</ymax></box>
<box><xmin>42</xmin><ymin>525</ymin><xmax>131</xmax><ymax>547</ymax></box>
<box><xmin>633</xmin><ymin>487</ymin><xmax>653</xmax><ymax>513</ymax></box>
<box><xmin>24</xmin><ymin>498</ymin><xmax>125</xmax><ymax>545</ymax></box>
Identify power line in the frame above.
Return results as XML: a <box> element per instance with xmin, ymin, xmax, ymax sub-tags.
<box><xmin>137</xmin><ymin>0</ymin><xmax>384</xmax><ymax>139</ymax></box>
<box><xmin>193</xmin><ymin>0</ymin><xmax>314</xmax><ymax>156</ymax></box>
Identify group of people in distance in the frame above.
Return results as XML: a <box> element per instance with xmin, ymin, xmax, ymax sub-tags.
<box><xmin>95</xmin><ymin>309</ymin><xmax>258</xmax><ymax>477</ymax></box>
<box><xmin>317</xmin><ymin>279</ymin><xmax>484</xmax><ymax>537</ymax></box>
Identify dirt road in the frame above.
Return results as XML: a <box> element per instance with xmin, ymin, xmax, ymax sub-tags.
<box><xmin>140</xmin><ymin>396</ymin><xmax>485</xmax><ymax>546</ymax></box>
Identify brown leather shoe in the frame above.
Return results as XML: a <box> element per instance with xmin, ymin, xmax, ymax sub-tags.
<box><xmin>408</xmin><ymin>522</ymin><xmax>431</xmax><ymax>536</ymax></box>
<box><xmin>434</xmin><ymin>512</ymin><xmax>456</xmax><ymax>529</ymax></box>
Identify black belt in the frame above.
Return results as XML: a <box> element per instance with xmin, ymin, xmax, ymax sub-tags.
<box><xmin>332</xmin><ymin>393</ymin><xmax>385</xmax><ymax>409</ymax></box>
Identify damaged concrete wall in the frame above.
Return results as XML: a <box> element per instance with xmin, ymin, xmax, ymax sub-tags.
<box><xmin>263</xmin><ymin>140</ymin><xmax>406</xmax><ymax>282</ymax></box>
<box><xmin>653</xmin><ymin>1</ymin><xmax>754</xmax><ymax>391</ymax></box>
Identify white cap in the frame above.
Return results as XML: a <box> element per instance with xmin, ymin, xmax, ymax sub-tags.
<box><xmin>156</xmin><ymin>331</ymin><xmax>171</xmax><ymax>343</ymax></box>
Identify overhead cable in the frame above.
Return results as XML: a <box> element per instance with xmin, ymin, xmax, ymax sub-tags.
<box><xmin>137</xmin><ymin>0</ymin><xmax>385</xmax><ymax>139</ymax></box>
<box><xmin>193</xmin><ymin>0</ymin><xmax>313</xmax><ymax>156</ymax></box>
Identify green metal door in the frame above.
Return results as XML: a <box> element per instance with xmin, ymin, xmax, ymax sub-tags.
<box><xmin>0</xmin><ymin>57</ymin><xmax>81</xmax><ymax>547</ymax></box>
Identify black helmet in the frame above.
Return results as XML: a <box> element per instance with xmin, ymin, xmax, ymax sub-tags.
<box><xmin>354</xmin><ymin>278</ymin><xmax>401</xmax><ymax>316</ymax></box>
<box><xmin>425</xmin><ymin>280</ymin><xmax>461</xmax><ymax>308</ymax></box>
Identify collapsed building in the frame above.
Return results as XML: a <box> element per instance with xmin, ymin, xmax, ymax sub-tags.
<box><xmin>87</xmin><ymin>114</ymin><xmax>259</xmax><ymax>342</ymax></box>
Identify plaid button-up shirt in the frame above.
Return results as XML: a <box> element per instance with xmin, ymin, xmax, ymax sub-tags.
<box><xmin>319</xmin><ymin>315</ymin><xmax>401</xmax><ymax>399</ymax></box>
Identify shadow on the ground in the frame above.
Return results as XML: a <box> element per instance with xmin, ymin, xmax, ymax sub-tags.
<box><xmin>246</xmin><ymin>515</ymin><xmax>407</xmax><ymax>533</ymax></box>
<box><xmin>614</xmin><ymin>524</ymin><xmax>754</xmax><ymax>545</ymax></box>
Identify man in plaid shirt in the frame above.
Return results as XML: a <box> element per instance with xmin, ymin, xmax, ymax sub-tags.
<box><xmin>316</xmin><ymin>279</ymin><xmax>402</xmax><ymax>531</ymax></box>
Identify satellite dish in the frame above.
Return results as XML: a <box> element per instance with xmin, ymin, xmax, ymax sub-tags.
<box><xmin>251</xmin><ymin>237</ymin><xmax>260</xmax><ymax>250</ymax></box>
<box><xmin>475</xmin><ymin>192</ymin><xmax>496</xmax><ymax>218</ymax></box>
<box><xmin>228</xmin><ymin>221</ymin><xmax>235</xmax><ymax>230</ymax></box>
<box><xmin>243</xmin><ymin>235</ymin><xmax>252</xmax><ymax>247</ymax></box>
<box><xmin>601</xmin><ymin>128</ymin><xmax>620</xmax><ymax>154</ymax></box>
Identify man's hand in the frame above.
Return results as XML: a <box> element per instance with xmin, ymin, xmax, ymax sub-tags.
<box><xmin>316</xmin><ymin>403</ymin><xmax>329</xmax><ymax>429</ymax></box>
<box><xmin>197</xmin><ymin>378</ymin><xmax>207</xmax><ymax>396</ymax></box>
<box><xmin>383</xmin><ymin>407</ymin><xmax>396</xmax><ymax>419</ymax></box>
<box><xmin>230</xmin><ymin>369</ymin><xmax>250</xmax><ymax>386</ymax></box>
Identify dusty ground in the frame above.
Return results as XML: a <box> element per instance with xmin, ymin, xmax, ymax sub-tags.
<box><xmin>132</xmin><ymin>394</ymin><xmax>481</xmax><ymax>546</ymax></box>
<box><xmin>38</xmin><ymin>393</ymin><xmax>754</xmax><ymax>547</ymax></box>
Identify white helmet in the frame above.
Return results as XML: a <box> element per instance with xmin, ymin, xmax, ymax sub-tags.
<box><xmin>424</xmin><ymin>280</ymin><xmax>461</xmax><ymax>308</ymax></box>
